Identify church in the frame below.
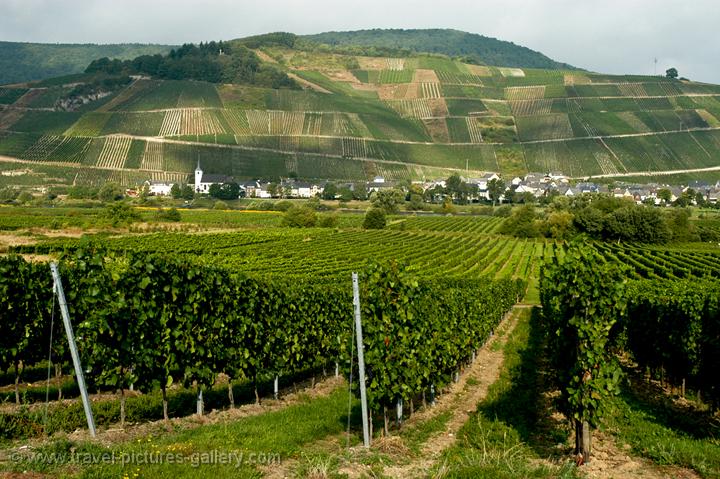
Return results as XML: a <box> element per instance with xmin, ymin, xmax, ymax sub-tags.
<box><xmin>192</xmin><ymin>161</ymin><xmax>234</xmax><ymax>194</ymax></box>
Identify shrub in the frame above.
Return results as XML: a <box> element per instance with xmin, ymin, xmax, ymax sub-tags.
<box><xmin>282</xmin><ymin>205</ymin><xmax>317</xmax><ymax>227</ymax></box>
<box><xmin>493</xmin><ymin>205</ymin><xmax>513</xmax><ymax>217</ymax></box>
<box><xmin>154</xmin><ymin>208</ymin><xmax>181</xmax><ymax>222</ymax></box>
<box><xmin>318</xmin><ymin>214</ymin><xmax>338</xmax><ymax>228</ymax></box>
<box><xmin>101</xmin><ymin>203</ymin><xmax>139</xmax><ymax>226</ymax></box>
<box><xmin>363</xmin><ymin>208</ymin><xmax>386</xmax><ymax>229</ymax></box>
<box><xmin>98</xmin><ymin>182</ymin><xmax>125</xmax><ymax>202</ymax></box>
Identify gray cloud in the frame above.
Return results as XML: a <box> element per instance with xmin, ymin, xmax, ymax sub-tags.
<box><xmin>1</xmin><ymin>0</ymin><xmax>718</xmax><ymax>83</ymax></box>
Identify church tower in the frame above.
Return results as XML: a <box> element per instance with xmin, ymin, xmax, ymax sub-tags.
<box><xmin>194</xmin><ymin>160</ymin><xmax>203</xmax><ymax>192</ymax></box>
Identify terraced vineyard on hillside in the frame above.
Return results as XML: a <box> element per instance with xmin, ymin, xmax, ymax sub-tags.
<box><xmin>2</xmin><ymin>45</ymin><xmax>720</xmax><ymax>187</ymax></box>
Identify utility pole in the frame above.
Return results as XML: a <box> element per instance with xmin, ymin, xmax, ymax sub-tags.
<box><xmin>50</xmin><ymin>263</ymin><xmax>96</xmax><ymax>437</ymax></box>
<box><xmin>352</xmin><ymin>272</ymin><xmax>370</xmax><ymax>448</ymax></box>
<box><xmin>654</xmin><ymin>58</ymin><xmax>658</xmax><ymax>76</ymax></box>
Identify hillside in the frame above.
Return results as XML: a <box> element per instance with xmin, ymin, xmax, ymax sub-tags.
<box><xmin>1</xmin><ymin>40</ymin><xmax>720</xmax><ymax>189</ymax></box>
<box><xmin>304</xmin><ymin>29</ymin><xmax>575</xmax><ymax>70</ymax></box>
<box><xmin>0</xmin><ymin>41</ymin><xmax>173</xmax><ymax>85</ymax></box>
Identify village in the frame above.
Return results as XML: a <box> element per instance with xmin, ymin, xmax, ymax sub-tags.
<box><xmin>141</xmin><ymin>162</ymin><xmax>720</xmax><ymax>206</ymax></box>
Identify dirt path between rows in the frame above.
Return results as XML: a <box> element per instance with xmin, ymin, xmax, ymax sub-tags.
<box><xmin>378</xmin><ymin>306</ymin><xmax>525</xmax><ymax>478</ymax></box>
<box><xmin>286</xmin><ymin>73</ymin><xmax>332</xmax><ymax>94</ymax></box>
<box><xmin>260</xmin><ymin>307</ymin><xmax>526</xmax><ymax>479</ymax></box>
<box><xmin>578</xmin><ymin>430</ymin><xmax>701</xmax><ymax>479</ymax></box>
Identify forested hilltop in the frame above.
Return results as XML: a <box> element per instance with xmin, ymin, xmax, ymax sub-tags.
<box><xmin>0</xmin><ymin>42</ymin><xmax>172</xmax><ymax>85</ymax></box>
<box><xmin>304</xmin><ymin>29</ymin><xmax>576</xmax><ymax>70</ymax></box>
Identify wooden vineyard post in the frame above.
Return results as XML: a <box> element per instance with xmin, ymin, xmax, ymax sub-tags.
<box><xmin>196</xmin><ymin>388</ymin><xmax>204</xmax><ymax>416</ymax></box>
<box><xmin>575</xmin><ymin>419</ymin><xmax>591</xmax><ymax>464</ymax></box>
<box><xmin>50</xmin><ymin>262</ymin><xmax>97</xmax><ymax>438</ymax></box>
<box><xmin>352</xmin><ymin>272</ymin><xmax>371</xmax><ymax>448</ymax></box>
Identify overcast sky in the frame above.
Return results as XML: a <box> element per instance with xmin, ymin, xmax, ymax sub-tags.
<box><xmin>2</xmin><ymin>0</ymin><xmax>719</xmax><ymax>83</ymax></box>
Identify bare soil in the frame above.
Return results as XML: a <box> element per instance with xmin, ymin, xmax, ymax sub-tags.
<box><xmin>253</xmin><ymin>50</ymin><xmax>278</xmax><ymax>64</ymax></box>
<box><xmin>356</xmin><ymin>57</ymin><xmax>390</xmax><ymax>70</ymax></box>
<box><xmin>286</xmin><ymin>73</ymin><xmax>332</xmax><ymax>94</ymax></box>
<box><xmin>465</xmin><ymin>65</ymin><xmax>492</xmax><ymax>77</ymax></box>
<box><xmin>324</xmin><ymin>70</ymin><xmax>360</xmax><ymax>83</ymax></box>
<box><xmin>422</xmin><ymin>118</ymin><xmax>451</xmax><ymax>143</ymax></box>
<box><xmin>578</xmin><ymin>430</ymin><xmax>700</xmax><ymax>479</ymax></box>
<box><xmin>413</xmin><ymin>69</ymin><xmax>440</xmax><ymax>83</ymax></box>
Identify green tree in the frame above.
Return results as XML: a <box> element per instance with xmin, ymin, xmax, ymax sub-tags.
<box><xmin>170</xmin><ymin>183</ymin><xmax>182</xmax><ymax>199</ymax></box>
<box><xmin>322</xmin><ymin>183</ymin><xmax>338</xmax><ymax>200</ymax></box>
<box><xmin>267</xmin><ymin>183</ymin><xmax>280</xmax><ymax>198</ymax></box>
<box><xmin>499</xmin><ymin>205</ymin><xmax>538</xmax><ymax>237</ymax></box>
<box><xmin>407</xmin><ymin>193</ymin><xmax>425</xmax><ymax>211</ymax></box>
<box><xmin>545</xmin><ymin>211</ymin><xmax>575</xmax><ymax>239</ymax></box>
<box><xmin>371</xmin><ymin>189</ymin><xmax>404</xmax><ymax>214</ymax></box>
<box><xmin>602</xmin><ymin>206</ymin><xmax>671</xmax><ymax>243</ymax></box>
<box><xmin>209</xmin><ymin>182</ymin><xmax>240</xmax><ymax>200</ymax></box>
<box><xmin>541</xmin><ymin>243</ymin><xmax>627</xmax><ymax>464</ymax></box>
<box><xmin>657</xmin><ymin>188</ymin><xmax>672</xmax><ymax>203</ymax></box>
<box><xmin>101</xmin><ymin>202</ymin><xmax>140</xmax><ymax>226</ymax></box>
<box><xmin>180</xmin><ymin>185</ymin><xmax>194</xmax><ymax>200</ymax></box>
<box><xmin>363</xmin><ymin>207</ymin><xmax>386</xmax><ymax>229</ymax></box>
<box><xmin>282</xmin><ymin>205</ymin><xmax>317</xmax><ymax>227</ymax></box>
<box><xmin>352</xmin><ymin>183</ymin><xmax>368</xmax><ymax>201</ymax></box>
<box><xmin>488</xmin><ymin>178</ymin><xmax>506</xmax><ymax>207</ymax></box>
<box><xmin>98</xmin><ymin>182</ymin><xmax>125</xmax><ymax>202</ymax></box>
<box><xmin>666</xmin><ymin>67</ymin><xmax>679</xmax><ymax>79</ymax></box>
<box><xmin>338</xmin><ymin>186</ymin><xmax>354</xmax><ymax>202</ymax></box>
<box><xmin>445</xmin><ymin>174</ymin><xmax>465</xmax><ymax>202</ymax></box>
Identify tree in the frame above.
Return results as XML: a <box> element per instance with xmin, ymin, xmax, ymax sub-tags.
<box><xmin>488</xmin><ymin>178</ymin><xmax>506</xmax><ymax>206</ymax></box>
<box><xmin>170</xmin><ymin>183</ymin><xmax>182</xmax><ymax>199</ymax></box>
<box><xmin>179</xmin><ymin>185</ymin><xmax>193</xmax><ymax>200</ymax></box>
<box><xmin>666</xmin><ymin>67</ymin><xmax>679</xmax><ymax>79</ymax></box>
<box><xmin>282</xmin><ymin>205</ymin><xmax>317</xmax><ymax>227</ymax></box>
<box><xmin>445</xmin><ymin>174</ymin><xmax>465</xmax><ymax>202</ymax></box>
<box><xmin>352</xmin><ymin>182</ymin><xmax>368</xmax><ymax>201</ymax></box>
<box><xmin>541</xmin><ymin>243</ymin><xmax>627</xmax><ymax>464</ymax></box>
<box><xmin>338</xmin><ymin>186</ymin><xmax>354</xmax><ymax>202</ymax></box>
<box><xmin>98</xmin><ymin>182</ymin><xmax>125</xmax><ymax>202</ymax></box>
<box><xmin>363</xmin><ymin>208</ymin><xmax>386</xmax><ymax>229</ymax></box>
<box><xmin>657</xmin><ymin>188</ymin><xmax>672</xmax><ymax>204</ymax></box>
<box><xmin>407</xmin><ymin>193</ymin><xmax>425</xmax><ymax>211</ymax></box>
<box><xmin>499</xmin><ymin>205</ymin><xmax>539</xmax><ymax>237</ymax></box>
<box><xmin>371</xmin><ymin>189</ymin><xmax>404</xmax><ymax>214</ymax></box>
<box><xmin>322</xmin><ymin>183</ymin><xmax>338</xmax><ymax>200</ymax></box>
<box><xmin>209</xmin><ymin>182</ymin><xmax>240</xmax><ymax>200</ymax></box>
<box><xmin>545</xmin><ymin>211</ymin><xmax>575</xmax><ymax>239</ymax></box>
<box><xmin>267</xmin><ymin>183</ymin><xmax>280</xmax><ymax>198</ymax></box>
<box><xmin>602</xmin><ymin>206</ymin><xmax>671</xmax><ymax>243</ymax></box>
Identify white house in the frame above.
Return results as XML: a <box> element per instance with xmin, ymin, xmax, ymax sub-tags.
<box><xmin>193</xmin><ymin>161</ymin><xmax>234</xmax><ymax>194</ymax></box>
<box><xmin>293</xmin><ymin>181</ymin><xmax>323</xmax><ymax>198</ymax></box>
<box><xmin>367</xmin><ymin>176</ymin><xmax>396</xmax><ymax>193</ymax></box>
<box><xmin>144</xmin><ymin>180</ymin><xmax>174</xmax><ymax>196</ymax></box>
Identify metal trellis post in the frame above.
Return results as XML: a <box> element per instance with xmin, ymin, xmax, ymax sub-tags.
<box><xmin>352</xmin><ymin>272</ymin><xmax>370</xmax><ymax>448</ymax></box>
<box><xmin>50</xmin><ymin>262</ymin><xmax>96</xmax><ymax>437</ymax></box>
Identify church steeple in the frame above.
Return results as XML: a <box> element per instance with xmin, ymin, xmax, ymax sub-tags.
<box><xmin>194</xmin><ymin>159</ymin><xmax>203</xmax><ymax>192</ymax></box>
